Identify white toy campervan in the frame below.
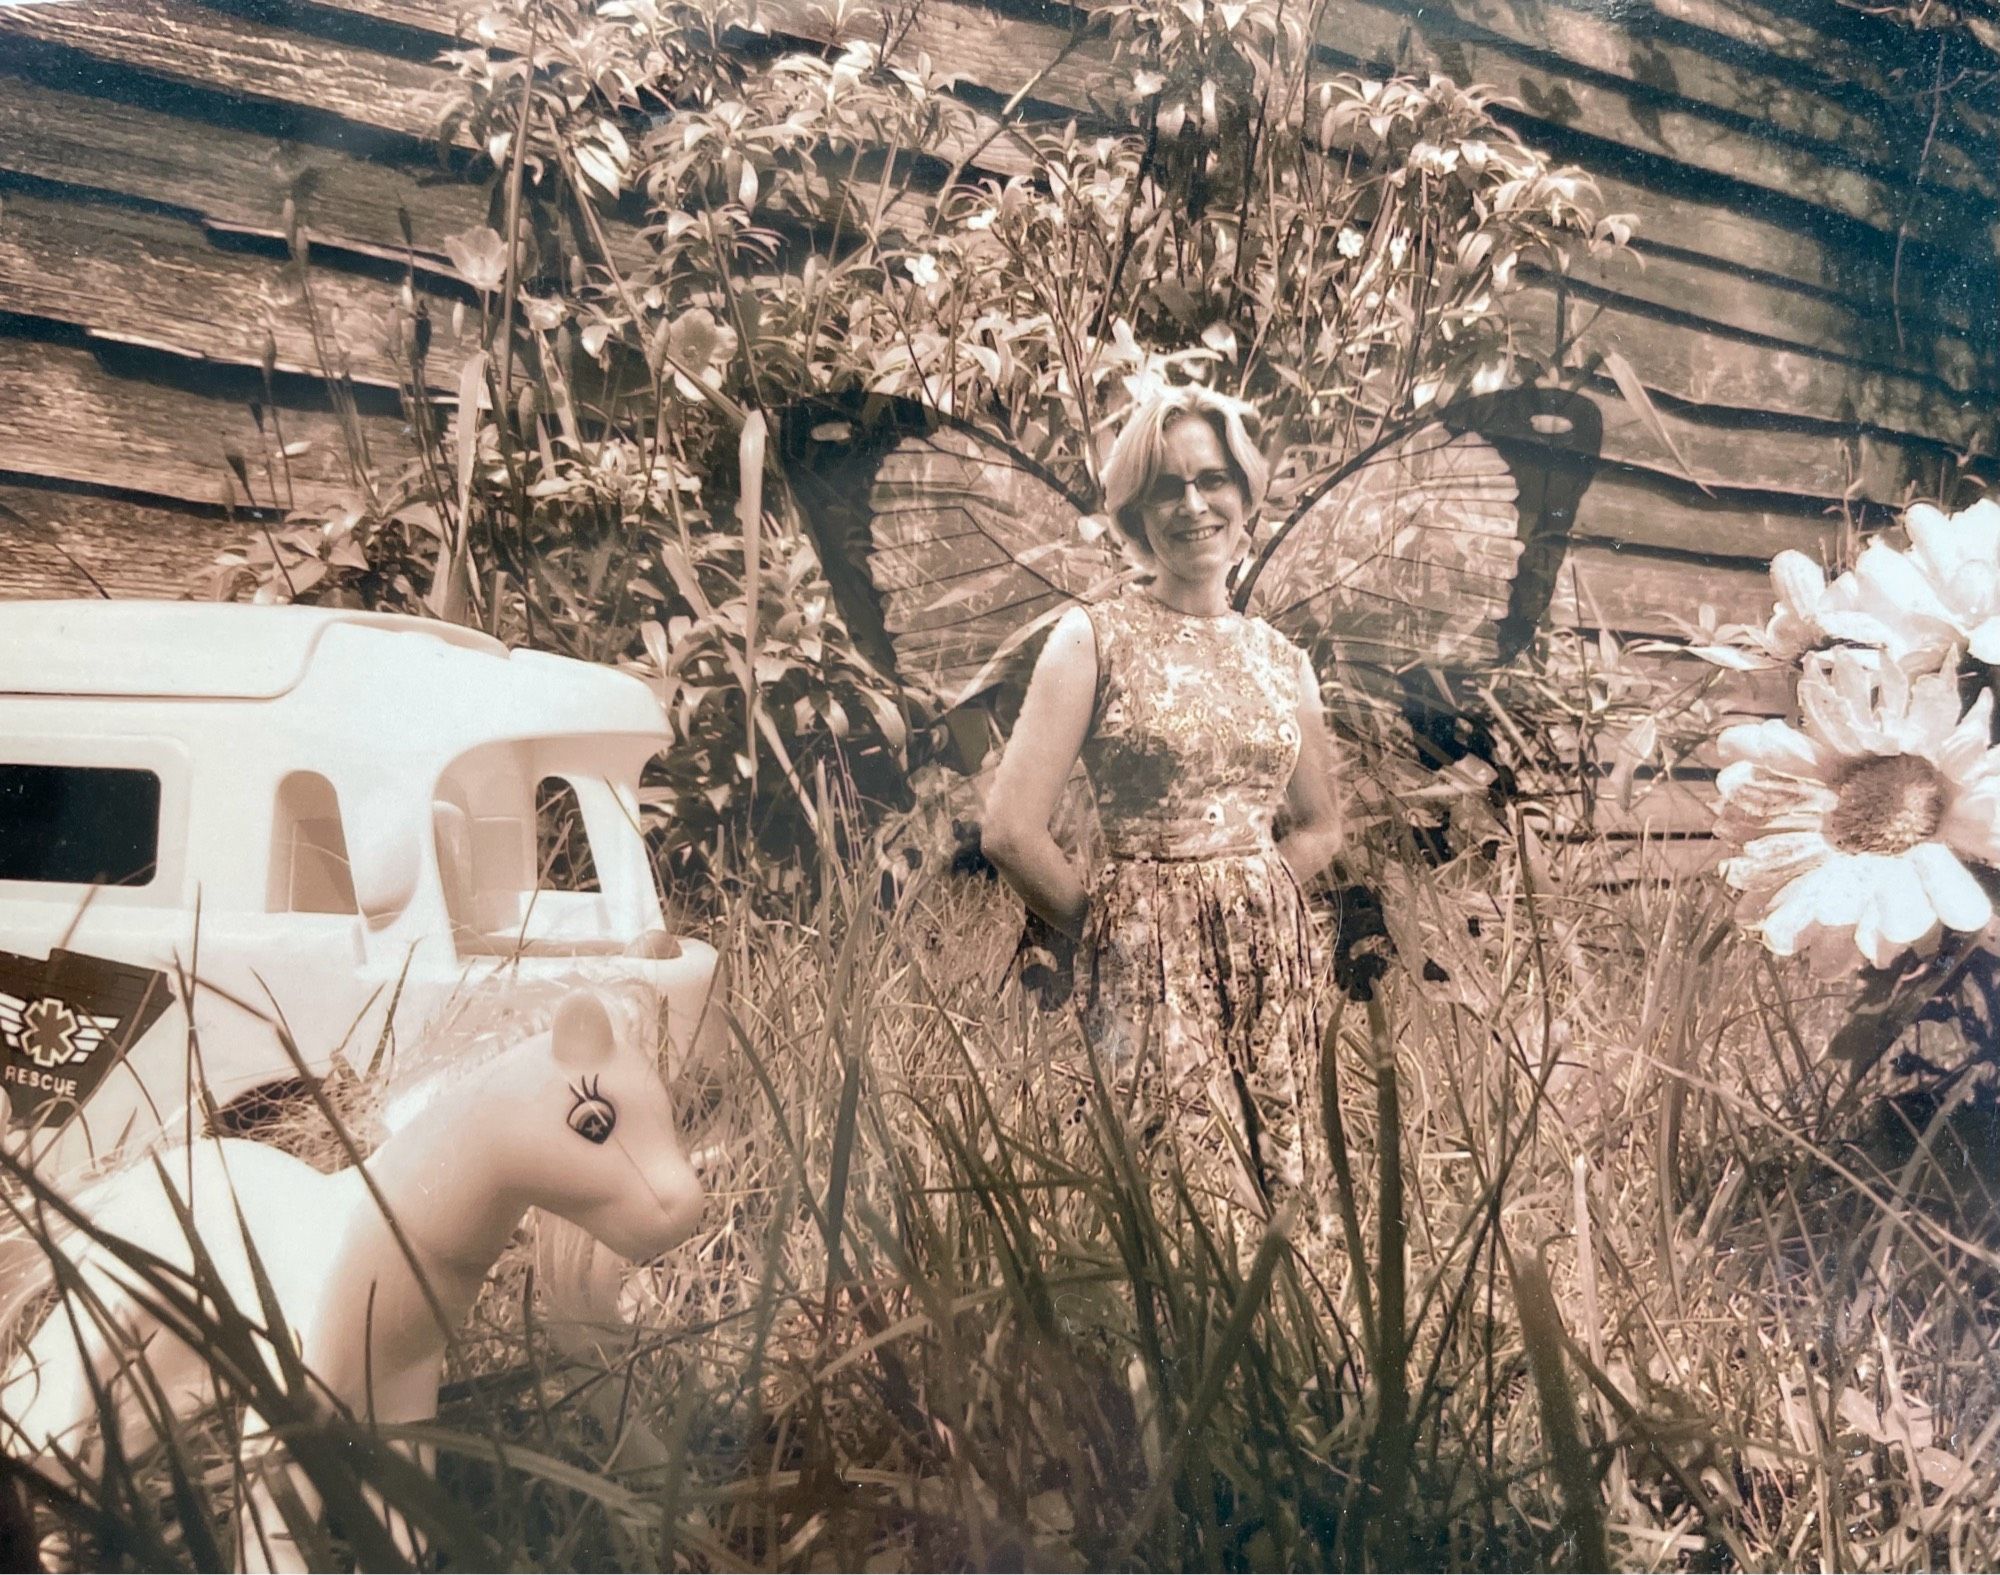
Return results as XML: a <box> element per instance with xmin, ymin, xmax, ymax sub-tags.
<box><xmin>0</xmin><ymin>602</ymin><xmax>724</xmax><ymax>1178</ymax></box>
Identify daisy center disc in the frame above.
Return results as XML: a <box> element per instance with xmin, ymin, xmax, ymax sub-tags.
<box><xmin>1825</xmin><ymin>754</ymin><xmax>1946</xmax><ymax>855</ymax></box>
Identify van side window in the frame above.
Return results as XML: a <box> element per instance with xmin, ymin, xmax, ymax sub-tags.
<box><xmin>535</xmin><ymin>778</ymin><xmax>601</xmax><ymax>893</ymax></box>
<box><xmin>268</xmin><ymin>772</ymin><xmax>357</xmax><ymax>914</ymax></box>
<box><xmin>0</xmin><ymin>764</ymin><xmax>159</xmax><ymax>886</ymax></box>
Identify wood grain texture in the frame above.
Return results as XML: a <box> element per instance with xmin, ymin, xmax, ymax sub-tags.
<box><xmin>1585</xmin><ymin>171</ymin><xmax>1984</xmax><ymax>343</ymax></box>
<box><xmin>1370</xmin><ymin>0</ymin><xmax>1994</xmax><ymax>202</ymax></box>
<box><xmin>732</xmin><ymin>0</ymin><xmax>1993</xmax><ymax>348</ymax></box>
<box><xmin>1512</xmin><ymin>288</ymin><xmax>1993</xmax><ymax>453</ymax></box>
<box><xmin>1537</xmin><ymin>773</ymin><xmax>1720</xmax><ymax>839</ymax></box>
<box><xmin>733</xmin><ymin>0</ymin><xmax>1997</xmax><ymax>255</ymax></box>
<box><xmin>0</xmin><ymin>0</ymin><xmax>463</xmax><ymax>146</ymax></box>
<box><xmin>1645</xmin><ymin>0</ymin><xmax>1997</xmax><ymax>160</ymax></box>
<box><xmin>1555</xmin><ymin>384</ymin><xmax>1947</xmax><ymax>506</ymax></box>
<box><xmin>1320</xmin><ymin>0</ymin><xmax>1992</xmax><ymax>258</ymax></box>
<box><xmin>1548</xmin><ymin>544</ymin><xmax>1772</xmax><ymax>636</ymax></box>
<box><xmin>1563</xmin><ymin>471</ymin><xmax>1841</xmax><ymax>561</ymax></box>
<box><xmin>0</xmin><ymin>483</ymin><xmax>238</xmax><ymax>601</ymax></box>
<box><xmin>0</xmin><ymin>67</ymin><xmax>489</xmax><ymax>268</ymax></box>
<box><xmin>1559</xmin><ymin>247</ymin><xmax>1987</xmax><ymax>397</ymax></box>
<box><xmin>0</xmin><ymin>190</ymin><xmax>479</xmax><ymax>390</ymax></box>
<box><xmin>314</xmin><ymin>0</ymin><xmax>2000</xmax><ymax>202</ymax></box>
<box><xmin>1583</xmin><ymin>836</ymin><xmax>1726</xmax><ymax>883</ymax></box>
<box><xmin>1602</xmin><ymin>648</ymin><xmax>1794</xmax><ymax>717</ymax></box>
<box><xmin>0</xmin><ymin>336</ymin><xmax>417</xmax><ymax>515</ymax></box>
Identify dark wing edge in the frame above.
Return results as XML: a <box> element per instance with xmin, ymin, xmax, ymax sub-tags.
<box><xmin>778</xmin><ymin>392</ymin><xmax>1126</xmax><ymax>718</ymax></box>
<box><xmin>1243</xmin><ymin>387</ymin><xmax>1603</xmax><ymax>685</ymax></box>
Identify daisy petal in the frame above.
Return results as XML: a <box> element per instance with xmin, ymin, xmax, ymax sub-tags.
<box><xmin>1856</xmin><ymin>541</ymin><xmax>1956</xmax><ymax>626</ymax></box>
<box><xmin>1901</xmin><ymin>672</ymin><xmax>1964</xmax><ymax>757</ymax></box>
<box><xmin>1716</xmin><ymin>719</ymin><xmax>1826</xmax><ymax>778</ymax></box>
<box><xmin>1759</xmin><ymin>859</ymin><xmax>1866</xmax><ymax>955</ymax></box>
<box><xmin>1871</xmin><ymin>856</ymin><xmax>1940</xmax><ymax>948</ymax></box>
<box><xmin>1721</xmin><ymin>831</ymin><xmax>1832</xmax><ymax>896</ymax></box>
<box><xmin>1909</xmin><ymin>842</ymin><xmax>1992</xmax><ymax>933</ymax></box>
<box><xmin>1798</xmin><ymin>667</ymin><xmax>1870</xmax><ymax>756</ymax></box>
<box><xmin>1769</xmin><ymin>550</ymin><xmax>1827</xmax><ymax>617</ymax></box>
<box><xmin>1941</xmin><ymin>781</ymin><xmax>2000</xmax><ymax>865</ymax></box>
<box><xmin>1939</xmin><ymin>688</ymin><xmax>1994</xmax><ymax>780</ymax></box>
<box><xmin>1715</xmin><ymin>763</ymin><xmax>1838</xmax><ymax>826</ymax></box>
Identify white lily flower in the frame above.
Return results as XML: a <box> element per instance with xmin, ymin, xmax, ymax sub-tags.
<box><xmin>1861</xmin><ymin>499</ymin><xmax>2000</xmax><ymax>662</ymax></box>
<box><xmin>1715</xmin><ymin>648</ymin><xmax>2000</xmax><ymax>971</ymax></box>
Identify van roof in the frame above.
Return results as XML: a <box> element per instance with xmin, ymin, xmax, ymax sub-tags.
<box><xmin>0</xmin><ymin>602</ymin><xmax>509</xmax><ymax>699</ymax></box>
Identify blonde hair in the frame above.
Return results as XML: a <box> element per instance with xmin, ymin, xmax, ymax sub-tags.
<box><xmin>1100</xmin><ymin>385</ymin><xmax>1269</xmax><ymax>554</ymax></box>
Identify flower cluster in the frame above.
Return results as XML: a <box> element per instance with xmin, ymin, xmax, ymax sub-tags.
<box><xmin>1701</xmin><ymin>501</ymin><xmax>2000</xmax><ymax>973</ymax></box>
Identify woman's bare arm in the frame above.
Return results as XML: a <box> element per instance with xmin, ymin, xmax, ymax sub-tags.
<box><xmin>1278</xmin><ymin>648</ymin><xmax>1344</xmax><ymax>888</ymax></box>
<box><xmin>979</xmin><ymin>607</ymin><xmax>1097</xmax><ymax>938</ymax></box>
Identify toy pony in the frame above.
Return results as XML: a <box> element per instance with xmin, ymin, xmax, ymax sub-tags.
<box><xmin>0</xmin><ymin>987</ymin><xmax>703</xmax><ymax>1569</ymax></box>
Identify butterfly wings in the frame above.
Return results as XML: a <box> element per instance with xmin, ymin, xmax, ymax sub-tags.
<box><xmin>1245</xmin><ymin>422</ymin><xmax>1522</xmax><ymax>677</ymax></box>
<box><xmin>786</xmin><ymin>386</ymin><xmax>1601</xmax><ymax>728</ymax></box>
<box><xmin>783</xmin><ymin>396</ymin><xmax>1124</xmax><ymax>710</ymax></box>
<box><xmin>1245</xmin><ymin>388</ymin><xmax>1600</xmax><ymax>684</ymax></box>
<box><xmin>868</xmin><ymin>427</ymin><xmax>1127</xmax><ymax>706</ymax></box>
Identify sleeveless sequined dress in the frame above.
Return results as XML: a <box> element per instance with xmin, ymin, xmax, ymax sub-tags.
<box><xmin>1073</xmin><ymin>589</ymin><xmax>1331</xmax><ymax>1222</ymax></box>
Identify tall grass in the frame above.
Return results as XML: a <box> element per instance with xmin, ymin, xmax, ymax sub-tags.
<box><xmin>4</xmin><ymin>807</ymin><xmax>1999</xmax><ymax>1570</ymax></box>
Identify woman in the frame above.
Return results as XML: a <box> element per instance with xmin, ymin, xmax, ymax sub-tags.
<box><xmin>980</xmin><ymin>385</ymin><xmax>1344</xmax><ymax>1224</ymax></box>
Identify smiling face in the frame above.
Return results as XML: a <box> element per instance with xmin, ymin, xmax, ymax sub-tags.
<box><xmin>1134</xmin><ymin>415</ymin><xmax>1251</xmax><ymax>599</ymax></box>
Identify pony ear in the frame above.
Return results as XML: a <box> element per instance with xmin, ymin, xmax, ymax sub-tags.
<box><xmin>551</xmin><ymin>991</ymin><xmax>617</xmax><ymax>1070</ymax></box>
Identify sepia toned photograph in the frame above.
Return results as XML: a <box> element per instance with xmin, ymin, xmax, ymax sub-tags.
<box><xmin>0</xmin><ymin>0</ymin><xmax>1997</xmax><ymax>1566</ymax></box>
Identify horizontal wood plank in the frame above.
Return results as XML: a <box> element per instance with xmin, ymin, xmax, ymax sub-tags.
<box><xmin>1559</xmin><ymin>246</ymin><xmax>1988</xmax><ymax>397</ymax></box>
<box><xmin>1564</xmin><ymin>470</ymin><xmax>1839</xmax><ymax>561</ymax></box>
<box><xmin>1586</xmin><ymin>173</ymin><xmax>1984</xmax><ymax>344</ymax></box>
<box><xmin>1533</xmin><ymin>773</ymin><xmax>1721</xmax><ymax>839</ymax></box>
<box><xmin>1556</xmin><ymin>383</ymin><xmax>1947</xmax><ymax>506</ymax></box>
<box><xmin>1321</xmin><ymin>0</ymin><xmax>1992</xmax><ymax>258</ymax></box>
<box><xmin>735</xmin><ymin>0</ymin><xmax>1993</xmax><ymax>350</ymax></box>
<box><xmin>1568</xmin><ymin>834</ymin><xmax>1723</xmax><ymax>884</ymax></box>
<box><xmin>1549</xmin><ymin>544</ymin><xmax>1773</xmax><ymax>636</ymax></box>
<box><xmin>0</xmin><ymin>483</ymin><xmax>238</xmax><ymax>601</ymax></box>
<box><xmin>1511</xmin><ymin>287</ymin><xmax>1992</xmax><ymax>453</ymax></box>
<box><xmin>0</xmin><ymin>335</ymin><xmax>417</xmax><ymax>514</ymax></box>
<box><xmin>1644</xmin><ymin>0</ymin><xmax>1998</xmax><ymax>162</ymax></box>
<box><xmin>256</xmin><ymin>0</ymin><xmax>2000</xmax><ymax>363</ymax></box>
<box><xmin>0</xmin><ymin>0</ymin><xmax>462</xmax><ymax>147</ymax></box>
<box><xmin>0</xmin><ymin>189</ymin><xmax>479</xmax><ymax>390</ymax></box>
<box><xmin>0</xmin><ymin>67</ymin><xmax>488</xmax><ymax>267</ymax></box>
<box><xmin>1374</xmin><ymin>0</ymin><xmax>1993</xmax><ymax>202</ymax></box>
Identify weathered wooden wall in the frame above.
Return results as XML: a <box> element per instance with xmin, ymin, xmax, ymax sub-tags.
<box><xmin>2</xmin><ymin>0</ymin><xmax>1996</xmax><ymax>865</ymax></box>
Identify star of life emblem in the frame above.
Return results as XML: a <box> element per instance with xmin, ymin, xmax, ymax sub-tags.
<box><xmin>0</xmin><ymin>949</ymin><xmax>170</xmax><ymax>1129</ymax></box>
<box><xmin>2</xmin><ymin>994</ymin><xmax>117</xmax><ymax>1070</ymax></box>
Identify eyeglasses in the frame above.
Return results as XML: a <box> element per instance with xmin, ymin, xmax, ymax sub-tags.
<box><xmin>1140</xmin><ymin>468</ymin><xmax>1241</xmax><ymax>510</ymax></box>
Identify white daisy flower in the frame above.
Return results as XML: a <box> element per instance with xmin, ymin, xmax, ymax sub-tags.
<box><xmin>904</xmin><ymin>253</ymin><xmax>940</xmax><ymax>288</ymax></box>
<box><xmin>1337</xmin><ymin>227</ymin><xmax>1365</xmax><ymax>259</ymax></box>
<box><xmin>1849</xmin><ymin>499</ymin><xmax>2000</xmax><ymax>664</ymax></box>
<box><xmin>1716</xmin><ymin>649</ymin><xmax>2000</xmax><ymax>970</ymax></box>
<box><xmin>1689</xmin><ymin>548</ymin><xmax>1957</xmax><ymax>673</ymax></box>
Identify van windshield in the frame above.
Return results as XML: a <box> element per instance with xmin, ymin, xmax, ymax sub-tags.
<box><xmin>0</xmin><ymin>764</ymin><xmax>159</xmax><ymax>887</ymax></box>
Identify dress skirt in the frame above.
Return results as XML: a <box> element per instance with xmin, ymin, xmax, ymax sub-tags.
<box><xmin>1078</xmin><ymin>841</ymin><xmax>1330</xmax><ymax>1224</ymax></box>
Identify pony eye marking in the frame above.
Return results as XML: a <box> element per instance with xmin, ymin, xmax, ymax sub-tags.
<box><xmin>566</xmin><ymin>1076</ymin><xmax>617</xmax><ymax>1145</ymax></box>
